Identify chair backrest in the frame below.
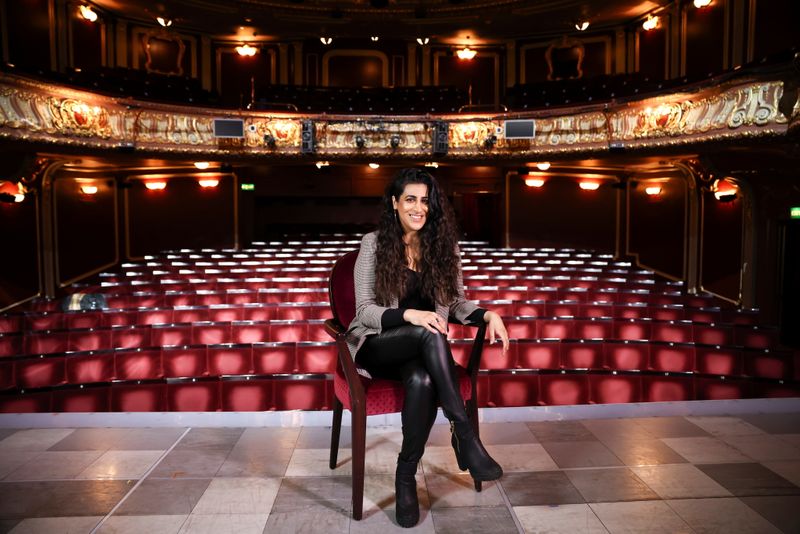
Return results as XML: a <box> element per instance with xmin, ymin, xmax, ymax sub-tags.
<box><xmin>328</xmin><ymin>250</ymin><xmax>359</xmax><ymax>329</ymax></box>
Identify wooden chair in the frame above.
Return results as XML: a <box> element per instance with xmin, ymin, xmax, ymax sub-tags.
<box><xmin>324</xmin><ymin>249</ymin><xmax>488</xmax><ymax>520</ymax></box>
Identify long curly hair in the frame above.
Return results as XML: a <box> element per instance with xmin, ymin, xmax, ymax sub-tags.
<box><xmin>374</xmin><ymin>168</ymin><xmax>460</xmax><ymax>306</ymax></box>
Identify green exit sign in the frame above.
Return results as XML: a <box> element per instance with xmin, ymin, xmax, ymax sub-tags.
<box><xmin>241</xmin><ymin>183</ymin><xmax>255</xmax><ymax>191</ymax></box>
<box><xmin>792</xmin><ymin>206</ymin><xmax>800</xmax><ymax>219</ymax></box>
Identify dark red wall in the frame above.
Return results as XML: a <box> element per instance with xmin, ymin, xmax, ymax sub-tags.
<box><xmin>523</xmin><ymin>45</ymin><xmax>549</xmax><ymax>83</ymax></box>
<box><xmin>581</xmin><ymin>40</ymin><xmax>609</xmax><ymax>79</ymax></box>
<box><xmin>628</xmin><ymin>178</ymin><xmax>686</xmax><ymax>279</ymax></box>
<box><xmin>639</xmin><ymin>22</ymin><xmax>667</xmax><ymax>80</ymax></box>
<box><xmin>437</xmin><ymin>54</ymin><xmax>497</xmax><ymax>106</ymax></box>
<box><xmin>0</xmin><ymin>194</ymin><xmax>39</xmax><ymax>309</ymax></box>
<box><xmin>328</xmin><ymin>55</ymin><xmax>384</xmax><ymax>87</ymax></box>
<box><xmin>753</xmin><ymin>0</ymin><xmax>800</xmax><ymax>59</ymax></box>
<box><xmin>700</xmin><ymin>190</ymin><xmax>742</xmax><ymax>302</ymax></box>
<box><xmin>509</xmin><ymin>176</ymin><xmax>617</xmax><ymax>251</ymax></box>
<box><xmin>5</xmin><ymin>0</ymin><xmax>51</xmax><ymax>69</ymax></box>
<box><xmin>218</xmin><ymin>48</ymin><xmax>273</xmax><ymax>108</ymax></box>
<box><xmin>54</xmin><ymin>177</ymin><xmax>116</xmax><ymax>286</ymax></box>
<box><xmin>685</xmin><ymin>2</ymin><xmax>725</xmax><ymax>78</ymax></box>
<box><xmin>71</xmin><ymin>16</ymin><xmax>103</xmax><ymax>72</ymax></box>
<box><xmin>126</xmin><ymin>176</ymin><xmax>235</xmax><ymax>258</ymax></box>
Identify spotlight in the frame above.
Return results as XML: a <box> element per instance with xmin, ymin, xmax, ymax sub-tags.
<box><xmin>483</xmin><ymin>134</ymin><xmax>497</xmax><ymax>149</ymax></box>
<box><xmin>371</xmin><ymin>36</ymin><xmax>379</xmax><ymax>42</ymax></box>
<box><xmin>416</xmin><ymin>37</ymin><xmax>430</xmax><ymax>46</ymax></box>
<box><xmin>642</xmin><ymin>15</ymin><xmax>660</xmax><ymax>31</ymax></box>
<box><xmin>575</xmin><ymin>21</ymin><xmax>590</xmax><ymax>31</ymax></box>
<box><xmin>355</xmin><ymin>134</ymin><xmax>366</xmax><ymax>148</ymax></box>
<box><xmin>390</xmin><ymin>135</ymin><xmax>401</xmax><ymax>149</ymax></box>
<box><xmin>320</xmin><ymin>37</ymin><xmax>333</xmax><ymax>45</ymax></box>
<box><xmin>156</xmin><ymin>17</ymin><xmax>173</xmax><ymax>27</ymax></box>
<box><xmin>264</xmin><ymin>134</ymin><xmax>276</xmax><ymax>148</ymax></box>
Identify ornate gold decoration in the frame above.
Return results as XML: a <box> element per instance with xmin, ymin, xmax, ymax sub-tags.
<box><xmin>49</xmin><ymin>99</ymin><xmax>111</xmax><ymax>137</ymax></box>
<box><xmin>315</xmin><ymin>121</ymin><xmax>429</xmax><ymax>154</ymax></box>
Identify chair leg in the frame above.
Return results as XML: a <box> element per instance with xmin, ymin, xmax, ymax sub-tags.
<box><xmin>466</xmin><ymin>394</ymin><xmax>483</xmax><ymax>492</ymax></box>
<box><xmin>329</xmin><ymin>397</ymin><xmax>343</xmax><ymax>469</ymax></box>
<box><xmin>351</xmin><ymin>405</ymin><xmax>366</xmax><ymax>521</ymax></box>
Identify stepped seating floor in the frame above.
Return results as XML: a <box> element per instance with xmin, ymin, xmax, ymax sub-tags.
<box><xmin>0</xmin><ymin>401</ymin><xmax>798</xmax><ymax>533</ymax></box>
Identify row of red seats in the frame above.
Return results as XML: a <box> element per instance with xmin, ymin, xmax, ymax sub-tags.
<box><xmin>2</xmin><ymin>372</ymin><xmax>796</xmax><ymax>413</ymax></box>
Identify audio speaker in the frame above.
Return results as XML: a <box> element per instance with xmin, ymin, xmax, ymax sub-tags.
<box><xmin>301</xmin><ymin>120</ymin><xmax>315</xmax><ymax>154</ymax></box>
<box><xmin>432</xmin><ymin>121</ymin><xmax>448</xmax><ymax>156</ymax></box>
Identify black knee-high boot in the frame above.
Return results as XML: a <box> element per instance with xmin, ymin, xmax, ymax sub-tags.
<box><xmin>395</xmin><ymin>457</ymin><xmax>419</xmax><ymax>528</ymax></box>
<box><xmin>450</xmin><ymin>420</ymin><xmax>503</xmax><ymax>481</ymax></box>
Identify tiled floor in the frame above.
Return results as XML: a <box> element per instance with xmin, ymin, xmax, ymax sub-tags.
<box><xmin>0</xmin><ymin>411</ymin><xmax>798</xmax><ymax>533</ymax></box>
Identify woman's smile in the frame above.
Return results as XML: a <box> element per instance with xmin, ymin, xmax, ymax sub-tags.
<box><xmin>393</xmin><ymin>183</ymin><xmax>429</xmax><ymax>234</ymax></box>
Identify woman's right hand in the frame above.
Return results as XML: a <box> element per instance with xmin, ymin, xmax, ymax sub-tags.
<box><xmin>404</xmin><ymin>309</ymin><xmax>447</xmax><ymax>335</ymax></box>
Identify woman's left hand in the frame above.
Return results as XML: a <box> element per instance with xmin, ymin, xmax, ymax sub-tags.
<box><xmin>484</xmin><ymin>311</ymin><xmax>509</xmax><ymax>354</ymax></box>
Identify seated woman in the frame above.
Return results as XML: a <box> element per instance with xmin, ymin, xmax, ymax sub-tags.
<box><xmin>347</xmin><ymin>167</ymin><xmax>509</xmax><ymax>528</ymax></box>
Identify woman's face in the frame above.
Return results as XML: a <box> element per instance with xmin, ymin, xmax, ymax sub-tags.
<box><xmin>392</xmin><ymin>182</ymin><xmax>429</xmax><ymax>235</ymax></box>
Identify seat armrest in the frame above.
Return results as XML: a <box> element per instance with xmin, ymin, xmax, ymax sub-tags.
<box><xmin>325</xmin><ymin>319</ymin><xmax>367</xmax><ymax>407</ymax></box>
<box><xmin>462</xmin><ymin>322</ymin><xmax>488</xmax><ymax>377</ymax></box>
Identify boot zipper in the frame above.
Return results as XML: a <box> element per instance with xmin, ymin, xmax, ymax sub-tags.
<box><xmin>450</xmin><ymin>421</ymin><xmax>460</xmax><ymax>454</ymax></box>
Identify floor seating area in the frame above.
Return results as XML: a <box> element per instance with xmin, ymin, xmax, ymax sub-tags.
<box><xmin>0</xmin><ymin>236</ymin><xmax>797</xmax><ymax>412</ymax></box>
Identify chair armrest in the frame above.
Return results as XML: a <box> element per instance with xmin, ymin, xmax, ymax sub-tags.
<box><xmin>460</xmin><ymin>320</ymin><xmax>488</xmax><ymax>378</ymax></box>
<box><xmin>324</xmin><ymin>318</ymin><xmax>366</xmax><ymax>408</ymax></box>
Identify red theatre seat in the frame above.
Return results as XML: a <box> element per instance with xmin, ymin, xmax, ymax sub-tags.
<box><xmin>0</xmin><ymin>360</ymin><xmax>14</xmax><ymax>390</ymax></box>
<box><xmin>513</xmin><ymin>301</ymin><xmax>545</xmax><ymax>317</ymax></box>
<box><xmin>0</xmin><ymin>391</ymin><xmax>52</xmax><ymax>413</ymax></box>
<box><xmin>274</xmin><ymin>378</ymin><xmax>328</xmax><ymax>410</ymax></box>
<box><xmin>651</xmin><ymin>322</ymin><xmax>692</xmax><ymax>344</ymax></box>
<box><xmin>487</xmin><ymin>374</ymin><xmax>539</xmax><ymax>407</ymax></box>
<box><xmin>65</xmin><ymin>312</ymin><xmax>103</xmax><ymax>330</ymax></box>
<box><xmin>68</xmin><ymin>329</ymin><xmax>112</xmax><ymax>352</ymax></box>
<box><xmin>574</xmin><ymin>319</ymin><xmax>613</xmax><ymax>339</ymax></box>
<box><xmin>479</xmin><ymin>341</ymin><xmax>517</xmax><ymax>370</ymax></box>
<box><xmin>172</xmin><ymin>308</ymin><xmax>204</xmax><ymax>323</ymax></box>
<box><xmin>695</xmin><ymin>377</ymin><xmax>750</xmax><ymax>400</ymax></box>
<box><xmin>53</xmin><ymin>387</ymin><xmax>110</xmax><ymax>412</ymax></box>
<box><xmin>590</xmin><ymin>374</ymin><xmax>642</xmax><ymax>404</ymax></box>
<box><xmin>562</xmin><ymin>341</ymin><xmax>604</xmax><ymax>370</ymax></box>
<box><xmin>269</xmin><ymin>321</ymin><xmax>308</xmax><ymax>343</ymax></box>
<box><xmin>643</xmin><ymin>376</ymin><xmax>692</xmax><ymax>402</ymax></box>
<box><xmin>517</xmin><ymin>341</ymin><xmax>560</xmax><ymax>370</ymax></box>
<box><xmin>734</xmin><ymin>326</ymin><xmax>778</xmax><ymax>349</ymax></box>
<box><xmin>232</xmin><ymin>322</ymin><xmax>269</xmax><ymax>344</ymax></box>
<box><xmin>221</xmin><ymin>379</ymin><xmax>272</xmax><ymax>411</ymax></box>
<box><xmin>208</xmin><ymin>345</ymin><xmax>253</xmax><ymax>375</ymax></box>
<box><xmin>613</xmin><ymin>320</ymin><xmax>651</xmax><ymax>341</ymax></box>
<box><xmin>693</xmin><ymin>325</ymin><xmax>734</xmax><ymax>346</ymax></box>
<box><xmin>744</xmin><ymin>350</ymin><xmax>790</xmax><ymax>380</ymax></box>
<box><xmin>111</xmin><ymin>383</ymin><xmax>166</xmax><ymax>411</ymax></box>
<box><xmin>66</xmin><ymin>353</ymin><xmax>115</xmax><ymax>384</ymax></box>
<box><xmin>695</xmin><ymin>346</ymin><xmax>742</xmax><ymax>376</ymax></box>
<box><xmin>191</xmin><ymin>322</ymin><xmax>231</xmax><ymax>345</ymax></box>
<box><xmin>539</xmin><ymin>374</ymin><xmax>590</xmax><ymax>405</ymax></box>
<box><xmin>649</xmin><ymin>344</ymin><xmax>695</xmax><ymax>373</ymax></box>
<box><xmin>253</xmin><ymin>343</ymin><xmax>296</xmax><ymax>374</ymax></box>
<box><xmin>296</xmin><ymin>342</ymin><xmax>337</xmax><ymax>374</ymax></box>
<box><xmin>103</xmin><ymin>311</ymin><xmax>139</xmax><ymax>327</ymax></box>
<box><xmin>115</xmin><ymin>350</ymin><xmax>162</xmax><ymax>380</ymax></box>
<box><xmin>111</xmin><ymin>326</ymin><xmax>152</xmax><ymax>350</ymax></box>
<box><xmin>538</xmin><ymin>319</ymin><xmax>575</xmax><ymax>339</ymax></box>
<box><xmin>162</xmin><ymin>346</ymin><xmax>207</xmax><ymax>378</ymax></box>
<box><xmin>242</xmin><ymin>306</ymin><xmax>272</xmax><ymax>322</ymax></box>
<box><xmin>138</xmin><ymin>309</ymin><xmax>174</xmax><ymax>326</ymax></box>
<box><xmin>167</xmin><ymin>380</ymin><xmax>220</xmax><ymax>411</ymax></box>
<box><xmin>307</xmin><ymin>320</ymin><xmax>330</xmax><ymax>342</ymax></box>
<box><xmin>208</xmin><ymin>307</ymin><xmax>242</xmax><ymax>323</ymax></box>
<box><xmin>505</xmin><ymin>318</ymin><xmax>537</xmax><ymax>339</ymax></box>
<box><xmin>0</xmin><ymin>334</ymin><xmax>23</xmax><ymax>357</ymax></box>
<box><xmin>25</xmin><ymin>313</ymin><xmax>64</xmax><ymax>331</ymax></box>
<box><xmin>25</xmin><ymin>332</ymin><xmax>68</xmax><ymax>355</ymax></box>
<box><xmin>604</xmin><ymin>342</ymin><xmax>649</xmax><ymax>371</ymax></box>
<box><xmin>16</xmin><ymin>357</ymin><xmax>66</xmax><ymax>388</ymax></box>
<box><xmin>0</xmin><ymin>315</ymin><xmax>22</xmax><ymax>333</ymax></box>
<box><xmin>151</xmin><ymin>324</ymin><xmax>192</xmax><ymax>347</ymax></box>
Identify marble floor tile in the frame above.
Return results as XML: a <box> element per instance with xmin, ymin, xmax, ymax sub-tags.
<box><xmin>270</xmin><ymin>476</ymin><xmax>352</xmax><ymax>513</ymax></box>
<box><xmin>582</xmin><ymin>419</ymin><xmax>655</xmax><ymax>442</ymax></box>
<box><xmin>629</xmin><ymin>416</ymin><xmax>710</xmax><ymax>439</ymax></box>
<box><xmin>540</xmin><ymin>441</ymin><xmax>622</xmax><ymax>469</ymax></box>
<box><xmin>285</xmin><ymin>447</ymin><xmax>352</xmax><ymax>477</ymax></box>
<box><xmin>0</xmin><ymin>429</ymin><xmax>18</xmax><ymax>441</ymax></box>
<box><xmin>425</xmin><ymin>473</ymin><xmax>503</xmax><ymax>508</ymax></box>
<box><xmin>740</xmin><ymin>495</ymin><xmax>800</xmax><ymax>534</ymax></box>
<box><xmin>96</xmin><ymin>514</ymin><xmax>188</xmax><ymax>534</ymax></box>
<box><xmin>191</xmin><ymin>477</ymin><xmax>281</xmax><ymax>515</ymax></box>
<box><xmin>740</xmin><ymin>413</ymin><xmax>800</xmax><ymax>434</ymax></box>
<box><xmin>364</xmin><ymin>428</ymin><xmax>404</xmax><ymax>450</ymax></box>
<box><xmin>762</xmin><ymin>460</ymin><xmax>800</xmax><ymax>487</ymax></box>
<box><xmin>565</xmin><ymin>468</ymin><xmax>660</xmax><ymax>503</ymax></box>
<box><xmin>0</xmin><ymin>520</ymin><xmax>20</xmax><ymax>533</ymax></box>
<box><xmin>0</xmin><ymin>429</ymin><xmax>74</xmax><ymax>452</ymax></box>
<box><xmin>76</xmin><ymin>450</ymin><xmax>164</xmax><ymax>480</ymax></box>
<box><xmin>527</xmin><ymin>420</ymin><xmax>598</xmax><ymax>443</ymax></box>
<box><xmin>430</xmin><ymin>505</ymin><xmax>519</xmax><ymax>534</ymax></box>
<box><xmin>630</xmin><ymin>464</ymin><xmax>732</xmax><ymax>499</ymax></box>
<box><xmin>720</xmin><ymin>434</ymin><xmax>800</xmax><ymax>462</ymax></box>
<box><xmin>0</xmin><ymin>452</ymin><xmax>40</xmax><ymax>480</ymax></box>
<box><xmin>365</xmin><ymin>439</ymin><xmax>403</xmax><ymax>475</ymax></box>
<box><xmin>686</xmin><ymin>416</ymin><xmax>766</xmax><ymax>437</ymax></box>
<box><xmin>500</xmin><ymin>471</ymin><xmax>584</xmax><ymax>506</ymax></box>
<box><xmin>514</xmin><ymin>503</ymin><xmax>608</xmax><ymax>534</ymax></box>
<box><xmin>696</xmin><ymin>463</ymin><xmax>800</xmax><ymax>497</ymax></box>
<box><xmin>472</xmin><ymin>422</ymin><xmax>539</xmax><ymax>445</ymax></box>
<box><xmin>8</xmin><ymin>515</ymin><xmax>102</xmax><ymax>534</ymax></box>
<box><xmin>232</xmin><ymin>427</ymin><xmax>300</xmax><ymax>451</ymax></box>
<box><xmin>148</xmin><ymin>449</ymin><xmax>229</xmax><ymax>479</ymax></box>
<box><xmin>177</xmin><ymin>513</ymin><xmax>268</xmax><ymax>534</ymax></box>
<box><xmin>601</xmin><ymin>438</ymin><xmax>688</xmax><ymax>466</ymax></box>
<box><xmin>113</xmin><ymin>478</ymin><xmax>211</xmax><ymax>516</ymax></box>
<box><xmin>776</xmin><ymin>433</ymin><xmax>800</xmax><ymax>448</ymax></box>
<box><xmin>659</xmin><ymin>436</ymin><xmax>752</xmax><ymax>464</ymax></box>
<box><xmin>0</xmin><ymin>480</ymin><xmax>131</xmax><ymax>518</ymax></box>
<box><xmin>295</xmin><ymin>426</ymin><xmax>351</xmax><ymax>449</ymax></box>
<box><xmin>667</xmin><ymin>497</ymin><xmax>783</xmax><ymax>534</ymax></box>
<box><xmin>173</xmin><ymin>428</ymin><xmax>244</xmax><ymax>451</ymax></box>
<box><xmin>590</xmin><ymin>500</ymin><xmax>692</xmax><ymax>533</ymax></box>
<box><xmin>216</xmin><ymin>446</ymin><xmax>293</xmax><ymax>477</ymax></box>
<box><xmin>349</xmin><ymin>502</ymin><xmax>436</xmax><ymax>533</ymax></box>
<box><xmin>264</xmin><ymin>505</ymin><xmax>350</xmax><ymax>534</ymax></box>
<box><xmin>5</xmin><ymin>450</ymin><xmax>105</xmax><ymax>481</ymax></box>
<box><xmin>47</xmin><ymin>428</ymin><xmax>185</xmax><ymax>451</ymax></box>
<box><xmin>486</xmin><ymin>443</ymin><xmax>559</xmax><ymax>472</ymax></box>
<box><xmin>361</xmin><ymin>474</ymin><xmax>430</xmax><ymax>512</ymax></box>
<box><xmin>420</xmin><ymin>446</ymin><xmax>462</xmax><ymax>475</ymax></box>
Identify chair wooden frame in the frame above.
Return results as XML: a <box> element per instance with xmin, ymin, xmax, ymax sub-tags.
<box><xmin>325</xmin><ymin>250</ymin><xmax>488</xmax><ymax>520</ymax></box>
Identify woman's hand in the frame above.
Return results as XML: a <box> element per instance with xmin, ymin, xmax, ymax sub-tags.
<box><xmin>404</xmin><ymin>309</ymin><xmax>447</xmax><ymax>335</ymax></box>
<box><xmin>484</xmin><ymin>310</ymin><xmax>509</xmax><ymax>354</ymax></box>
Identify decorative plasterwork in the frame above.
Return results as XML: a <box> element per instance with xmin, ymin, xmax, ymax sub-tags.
<box><xmin>0</xmin><ymin>73</ymin><xmax>795</xmax><ymax>158</ymax></box>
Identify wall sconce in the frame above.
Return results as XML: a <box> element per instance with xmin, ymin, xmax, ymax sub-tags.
<box><xmin>712</xmin><ymin>178</ymin><xmax>738</xmax><ymax>201</ymax></box>
<box><xmin>416</xmin><ymin>37</ymin><xmax>430</xmax><ymax>46</ymax></box>
<box><xmin>0</xmin><ymin>181</ymin><xmax>26</xmax><ymax>203</ymax></box>
<box><xmin>264</xmin><ymin>134</ymin><xmax>276</xmax><ymax>148</ymax></box>
<box><xmin>645</xmin><ymin>185</ymin><xmax>662</xmax><ymax>196</ymax></box>
<box><xmin>525</xmin><ymin>178</ymin><xmax>545</xmax><ymax>188</ymax></box>
<box><xmin>79</xmin><ymin>184</ymin><xmax>98</xmax><ymax>195</ymax></box>
<box><xmin>194</xmin><ymin>161</ymin><xmax>210</xmax><ymax>170</ymax></box>
<box><xmin>535</xmin><ymin>162</ymin><xmax>551</xmax><ymax>171</ymax></box>
<box><xmin>145</xmin><ymin>181</ymin><xmax>167</xmax><ymax>191</ymax></box>
<box><xmin>424</xmin><ymin>162</ymin><xmax>439</xmax><ymax>168</ymax></box>
<box><xmin>79</xmin><ymin>5</ymin><xmax>98</xmax><ymax>22</ymax></box>
<box><xmin>368</xmin><ymin>163</ymin><xmax>380</xmax><ymax>169</ymax></box>
<box><xmin>371</xmin><ymin>36</ymin><xmax>380</xmax><ymax>42</ymax></box>
<box><xmin>320</xmin><ymin>37</ymin><xmax>333</xmax><ymax>45</ymax></box>
<box><xmin>693</xmin><ymin>0</ymin><xmax>712</xmax><ymax>8</ymax></box>
<box><xmin>355</xmin><ymin>134</ymin><xmax>366</xmax><ymax>148</ymax></box>
<box><xmin>456</xmin><ymin>37</ymin><xmax>477</xmax><ymax>60</ymax></box>
<box><xmin>198</xmin><ymin>179</ymin><xmax>219</xmax><ymax>188</ymax></box>
<box><xmin>390</xmin><ymin>135</ymin><xmax>401</xmax><ymax>149</ymax></box>
<box><xmin>579</xmin><ymin>181</ymin><xmax>600</xmax><ymax>190</ymax></box>
<box><xmin>156</xmin><ymin>17</ymin><xmax>173</xmax><ymax>27</ymax></box>
<box><xmin>575</xmin><ymin>21</ymin><xmax>590</xmax><ymax>31</ymax></box>
<box><xmin>483</xmin><ymin>134</ymin><xmax>497</xmax><ymax>149</ymax></box>
<box><xmin>315</xmin><ymin>161</ymin><xmax>330</xmax><ymax>169</ymax></box>
<box><xmin>235</xmin><ymin>44</ymin><xmax>258</xmax><ymax>57</ymax></box>
<box><xmin>642</xmin><ymin>15</ymin><xmax>660</xmax><ymax>31</ymax></box>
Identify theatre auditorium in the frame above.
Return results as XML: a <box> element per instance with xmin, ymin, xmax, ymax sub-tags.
<box><xmin>0</xmin><ymin>0</ymin><xmax>798</xmax><ymax>532</ymax></box>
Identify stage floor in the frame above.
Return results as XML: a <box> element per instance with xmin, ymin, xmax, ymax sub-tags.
<box><xmin>0</xmin><ymin>400</ymin><xmax>798</xmax><ymax>533</ymax></box>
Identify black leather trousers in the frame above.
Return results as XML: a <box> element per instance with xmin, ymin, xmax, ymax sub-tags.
<box><xmin>356</xmin><ymin>325</ymin><xmax>469</xmax><ymax>463</ymax></box>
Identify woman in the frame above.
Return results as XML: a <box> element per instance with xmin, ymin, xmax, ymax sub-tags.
<box><xmin>347</xmin><ymin>168</ymin><xmax>509</xmax><ymax>528</ymax></box>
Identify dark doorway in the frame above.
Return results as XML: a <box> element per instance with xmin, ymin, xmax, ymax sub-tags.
<box><xmin>779</xmin><ymin>219</ymin><xmax>800</xmax><ymax>347</ymax></box>
<box><xmin>455</xmin><ymin>193</ymin><xmax>503</xmax><ymax>247</ymax></box>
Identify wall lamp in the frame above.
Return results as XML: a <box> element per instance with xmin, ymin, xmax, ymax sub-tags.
<box><xmin>79</xmin><ymin>5</ymin><xmax>98</xmax><ymax>22</ymax></box>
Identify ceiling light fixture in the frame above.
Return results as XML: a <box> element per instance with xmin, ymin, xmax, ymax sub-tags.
<box><xmin>198</xmin><ymin>179</ymin><xmax>219</xmax><ymax>188</ymax></box>
<box><xmin>642</xmin><ymin>15</ymin><xmax>660</xmax><ymax>31</ymax></box>
<box><xmin>145</xmin><ymin>181</ymin><xmax>167</xmax><ymax>191</ymax></box>
<box><xmin>79</xmin><ymin>5</ymin><xmax>98</xmax><ymax>22</ymax></box>
<box><xmin>525</xmin><ymin>178</ymin><xmax>545</xmax><ymax>188</ymax></box>
<box><xmin>320</xmin><ymin>37</ymin><xmax>333</xmax><ymax>45</ymax></box>
<box><xmin>575</xmin><ymin>21</ymin><xmax>590</xmax><ymax>31</ymax></box>
<box><xmin>579</xmin><ymin>181</ymin><xmax>600</xmax><ymax>190</ymax></box>
<box><xmin>194</xmin><ymin>162</ymin><xmax>210</xmax><ymax>170</ymax></box>
<box><xmin>712</xmin><ymin>178</ymin><xmax>738</xmax><ymax>201</ymax></box>
<box><xmin>535</xmin><ymin>162</ymin><xmax>551</xmax><ymax>171</ymax></box>
<box><xmin>235</xmin><ymin>44</ymin><xmax>258</xmax><ymax>56</ymax></box>
<box><xmin>416</xmin><ymin>37</ymin><xmax>429</xmax><ymax>46</ymax></box>
<box><xmin>156</xmin><ymin>17</ymin><xmax>173</xmax><ymax>27</ymax></box>
<box><xmin>457</xmin><ymin>36</ymin><xmax>477</xmax><ymax>60</ymax></box>
<box><xmin>371</xmin><ymin>36</ymin><xmax>379</xmax><ymax>42</ymax></box>
<box><xmin>368</xmin><ymin>163</ymin><xmax>380</xmax><ymax>169</ymax></box>
<box><xmin>693</xmin><ymin>0</ymin><xmax>712</xmax><ymax>8</ymax></box>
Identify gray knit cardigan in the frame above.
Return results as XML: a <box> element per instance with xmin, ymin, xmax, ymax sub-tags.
<box><xmin>345</xmin><ymin>231</ymin><xmax>481</xmax><ymax>360</ymax></box>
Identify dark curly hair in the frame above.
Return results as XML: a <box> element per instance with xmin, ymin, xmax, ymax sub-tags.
<box><xmin>374</xmin><ymin>168</ymin><xmax>460</xmax><ymax>306</ymax></box>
